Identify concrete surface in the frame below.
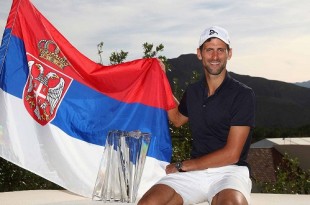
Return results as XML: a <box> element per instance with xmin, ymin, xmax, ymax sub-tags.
<box><xmin>0</xmin><ymin>190</ymin><xmax>309</xmax><ymax>205</ymax></box>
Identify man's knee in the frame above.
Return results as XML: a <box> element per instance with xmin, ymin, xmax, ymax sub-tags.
<box><xmin>138</xmin><ymin>184</ymin><xmax>162</xmax><ymax>205</ymax></box>
<box><xmin>138</xmin><ymin>184</ymin><xmax>183</xmax><ymax>205</ymax></box>
<box><xmin>212</xmin><ymin>189</ymin><xmax>248</xmax><ymax>205</ymax></box>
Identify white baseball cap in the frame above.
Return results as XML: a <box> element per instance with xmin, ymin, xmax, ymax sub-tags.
<box><xmin>198</xmin><ymin>26</ymin><xmax>231</xmax><ymax>47</ymax></box>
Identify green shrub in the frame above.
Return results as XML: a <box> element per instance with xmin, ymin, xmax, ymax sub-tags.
<box><xmin>260</xmin><ymin>153</ymin><xmax>310</xmax><ymax>194</ymax></box>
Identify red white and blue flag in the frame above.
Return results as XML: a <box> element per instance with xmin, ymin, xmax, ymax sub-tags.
<box><xmin>0</xmin><ymin>0</ymin><xmax>175</xmax><ymax>197</ymax></box>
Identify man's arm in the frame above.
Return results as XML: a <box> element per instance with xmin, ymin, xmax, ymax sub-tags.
<box><xmin>167</xmin><ymin>97</ymin><xmax>188</xmax><ymax>127</ymax></box>
<box><xmin>166</xmin><ymin>125</ymin><xmax>250</xmax><ymax>173</ymax></box>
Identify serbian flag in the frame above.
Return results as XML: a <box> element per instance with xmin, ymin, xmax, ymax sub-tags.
<box><xmin>0</xmin><ymin>0</ymin><xmax>175</xmax><ymax>198</ymax></box>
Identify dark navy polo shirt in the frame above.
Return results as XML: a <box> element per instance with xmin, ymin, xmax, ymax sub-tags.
<box><xmin>179</xmin><ymin>72</ymin><xmax>255</xmax><ymax>167</ymax></box>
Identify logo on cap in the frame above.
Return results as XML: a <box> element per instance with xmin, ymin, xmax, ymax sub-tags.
<box><xmin>209</xmin><ymin>29</ymin><xmax>218</xmax><ymax>35</ymax></box>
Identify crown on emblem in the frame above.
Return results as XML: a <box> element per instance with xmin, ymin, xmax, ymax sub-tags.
<box><xmin>38</xmin><ymin>40</ymin><xmax>69</xmax><ymax>69</ymax></box>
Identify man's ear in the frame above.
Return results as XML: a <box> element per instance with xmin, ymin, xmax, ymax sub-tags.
<box><xmin>197</xmin><ymin>48</ymin><xmax>202</xmax><ymax>60</ymax></box>
<box><xmin>228</xmin><ymin>48</ymin><xmax>232</xmax><ymax>60</ymax></box>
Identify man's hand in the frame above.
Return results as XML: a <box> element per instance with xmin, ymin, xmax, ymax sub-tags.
<box><xmin>165</xmin><ymin>163</ymin><xmax>179</xmax><ymax>174</ymax></box>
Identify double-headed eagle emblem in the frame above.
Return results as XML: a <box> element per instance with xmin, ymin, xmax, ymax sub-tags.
<box><xmin>24</xmin><ymin>60</ymin><xmax>65</xmax><ymax>125</ymax></box>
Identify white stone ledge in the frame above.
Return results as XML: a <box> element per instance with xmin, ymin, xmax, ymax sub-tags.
<box><xmin>0</xmin><ymin>190</ymin><xmax>309</xmax><ymax>205</ymax></box>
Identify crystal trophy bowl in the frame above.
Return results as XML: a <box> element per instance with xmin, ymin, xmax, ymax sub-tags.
<box><xmin>92</xmin><ymin>130</ymin><xmax>151</xmax><ymax>203</ymax></box>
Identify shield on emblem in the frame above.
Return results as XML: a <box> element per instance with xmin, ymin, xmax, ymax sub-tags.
<box><xmin>23</xmin><ymin>56</ymin><xmax>72</xmax><ymax>126</ymax></box>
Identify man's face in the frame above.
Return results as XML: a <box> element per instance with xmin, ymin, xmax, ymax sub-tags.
<box><xmin>197</xmin><ymin>38</ymin><xmax>232</xmax><ymax>76</ymax></box>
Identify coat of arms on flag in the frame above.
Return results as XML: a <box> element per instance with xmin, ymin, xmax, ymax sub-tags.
<box><xmin>23</xmin><ymin>39</ymin><xmax>72</xmax><ymax>126</ymax></box>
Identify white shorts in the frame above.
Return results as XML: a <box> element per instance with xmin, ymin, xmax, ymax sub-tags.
<box><xmin>156</xmin><ymin>165</ymin><xmax>252</xmax><ymax>205</ymax></box>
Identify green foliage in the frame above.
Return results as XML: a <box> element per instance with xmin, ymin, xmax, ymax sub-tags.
<box><xmin>189</xmin><ymin>70</ymin><xmax>201</xmax><ymax>84</ymax></box>
<box><xmin>97</xmin><ymin>41</ymin><xmax>168</xmax><ymax>68</ymax></box>
<box><xmin>171</xmin><ymin>78</ymin><xmax>181</xmax><ymax>98</ymax></box>
<box><xmin>142</xmin><ymin>43</ymin><xmax>166</xmax><ymax>61</ymax></box>
<box><xmin>259</xmin><ymin>153</ymin><xmax>310</xmax><ymax>194</ymax></box>
<box><xmin>0</xmin><ymin>158</ymin><xmax>62</xmax><ymax>192</ymax></box>
<box><xmin>170</xmin><ymin>123</ymin><xmax>192</xmax><ymax>162</ymax></box>
<box><xmin>97</xmin><ymin>41</ymin><xmax>104</xmax><ymax>64</ymax></box>
<box><xmin>96</xmin><ymin>41</ymin><xmax>129</xmax><ymax>65</ymax></box>
<box><xmin>109</xmin><ymin>50</ymin><xmax>129</xmax><ymax>65</ymax></box>
<box><xmin>142</xmin><ymin>42</ymin><xmax>163</xmax><ymax>58</ymax></box>
<box><xmin>142</xmin><ymin>42</ymin><xmax>170</xmax><ymax>71</ymax></box>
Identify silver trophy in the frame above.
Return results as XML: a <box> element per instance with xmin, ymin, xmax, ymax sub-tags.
<box><xmin>92</xmin><ymin>130</ymin><xmax>151</xmax><ymax>203</ymax></box>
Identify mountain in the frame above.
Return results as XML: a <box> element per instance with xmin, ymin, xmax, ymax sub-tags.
<box><xmin>295</xmin><ymin>81</ymin><xmax>310</xmax><ymax>88</ymax></box>
<box><xmin>167</xmin><ymin>54</ymin><xmax>310</xmax><ymax>128</ymax></box>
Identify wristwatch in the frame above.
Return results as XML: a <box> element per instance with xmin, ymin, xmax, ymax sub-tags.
<box><xmin>175</xmin><ymin>161</ymin><xmax>185</xmax><ymax>172</ymax></box>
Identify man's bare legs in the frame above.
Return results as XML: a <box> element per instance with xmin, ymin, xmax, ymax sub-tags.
<box><xmin>138</xmin><ymin>184</ymin><xmax>183</xmax><ymax>205</ymax></box>
<box><xmin>139</xmin><ymin>186</ymin><xmax>248</xmax><ymax>205</ymax></box>
<box><xmin>211</xmin><ymin>189</ymin><xmax>248</xmax><ymax>205</ymax></box>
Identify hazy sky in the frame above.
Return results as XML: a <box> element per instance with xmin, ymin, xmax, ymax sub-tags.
<box><xmin>1</xmin><ymin>0</ymin><xmax>309</xmax><ymax>83</ymax></box>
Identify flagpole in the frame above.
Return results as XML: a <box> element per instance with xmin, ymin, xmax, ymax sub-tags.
<box><xmin>0</xmin><ymin>0</ymin><xmax>23</xmax><ymax>77</ymax></box>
